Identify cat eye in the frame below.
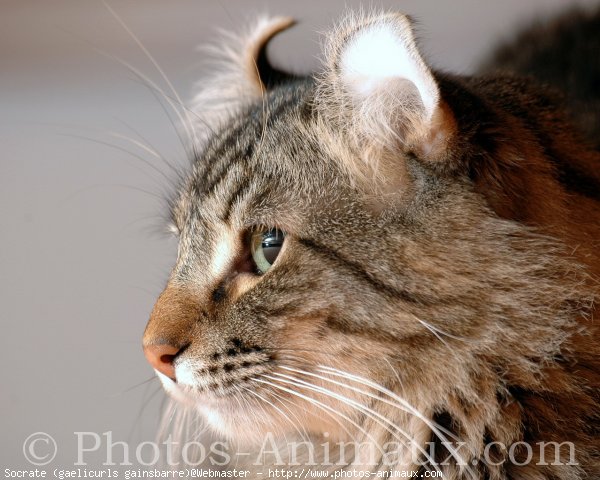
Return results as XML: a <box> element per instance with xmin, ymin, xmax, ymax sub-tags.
<box><xmin>250</xmin><ymin>228</ymin><xmax>285</xmax><ymax>274</ymax></box>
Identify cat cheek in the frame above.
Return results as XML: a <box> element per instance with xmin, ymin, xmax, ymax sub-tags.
<box><xmin>228</xmin><ymin>273</ymin><xmax>263</xmax><ymax>300</ymax></box>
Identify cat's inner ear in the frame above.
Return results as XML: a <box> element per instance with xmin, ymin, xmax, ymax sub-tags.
<box><xmin>242</xmin><ymin>16</ymin><xmax>296</xmax><ymax>94</ymax></box>
<box><xmin>320</xmin><ymin>13</ymin><xmax>454</xmax><ymax>159</ymax></box>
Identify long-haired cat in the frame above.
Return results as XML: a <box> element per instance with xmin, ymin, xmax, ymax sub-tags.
<box><xmin>142</xmin><ymin>8</ymin><xmax>600</xmax><ymax>479</ymax></box>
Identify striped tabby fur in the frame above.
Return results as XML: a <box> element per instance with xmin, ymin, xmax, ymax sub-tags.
<box><xmin>143</xmin><ymin>9</ymin><xmax>600</xmax><ymax>479</ymax></box>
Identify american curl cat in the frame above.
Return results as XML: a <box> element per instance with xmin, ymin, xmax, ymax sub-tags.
<box><xmin>142</xmin><ymin>9</ymin><xmax>600</xmax><ymax>479</ymax></box>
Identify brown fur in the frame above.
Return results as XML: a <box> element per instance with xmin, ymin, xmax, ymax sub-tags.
<box><xmin>144</xmin><ymin>11</ymin><xmax>600</xmax><ymax>479</ymax></box>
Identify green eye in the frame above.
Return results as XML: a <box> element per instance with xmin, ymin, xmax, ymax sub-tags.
<box><xmin>250</xmin><ymin>228</ymin><xmax>285</xmax><ymax>274</ymax></box>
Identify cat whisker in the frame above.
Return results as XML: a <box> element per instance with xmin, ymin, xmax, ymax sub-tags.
<box><xmin>252</xmin><ymin>376</ymin><xmax>367</xmax><ymax>447</ymax></box>
<box><xmin>60</xmin><ymin>133</ymin><xmax>173</xmax><ymax>186</ymax></box>
<box><xmin>412</xmin><ymin>316</ymin><xmax>472</xmax><ymax>371</ymax></box>
<box><xmin>127</xmin><ymin>382</ymin><xmax>164</xmax><ymax>443</ymax></box>
<box><xmin>234</xmin><ymin>384</ymin><xmax>274</xmax><ymax>442</ymax></box>
<box><xmin>41</xmin><ymin>120</ymin><xmax>181</xmax><ymax>205</ymax></box>
<box><xmin>318</xmin><ymin>366</ymin><xmax>444</xmax><ymax>435</ymax></box>
<box><xmin>281</xmin><ymin>365</ymin><xmax>418</xmax><ymax>418</ymax></box>
<box><xmin>129</xmin><ymin>75</ymin><xmax>200</xmax><ymax>160</ymax></box>
<box><xmin>280</xmin><ymin>359</ymin><xmax>461</xmax><ymax>447</ymax></box>
<box><xmin>106</xmin><ymin>130</ymin><xmax>163</xmax><ymax>160</ymax></box>
<box><xmin>266</xmin><ymin>388</ymin><xmax>313</xmax><ymax>441</ymax></box>
<box><xmin>58</xmin><ymin>25</ymin><xmax>194</xmax><ymax>157</ymax></box>
<box><xmin>265</xmin><ymin>347</ymin><xmax>406</xmax><ymax>371</ymax></box>
<box><xmin>241</xmin><ymin>384</ymin><xmax>293</xmax><ymax>451</ymax></box>
<box><xmin>317</xmin><ymin>366</ymin><xmax>477</xmax><ymax>477</ymax></box>
<box><xmin>413</xmin><ymin>315</ymin><xmax>471</xmax><ymax>343</ymax></box>
<box><xmin>240</xmin><ymin>384</ymin><xmax>307</xmax><ymax>443</ymax></box>
<box><xmin>98</xmin><ymin>49</ymin><xmax>194</xmax><ymax>154</ymax></box>
<box><xmin>158</xmin><ymin>398</ymin><xmax>183</xmax><ymax>442</ymax></box>
<box><xmin>264</xmin><ymin>372</ymin><xmax>441</xmax><ymax>475</ymax></box>
<box><xmin>379</xmin><ymin>359</ymin><xmax>463</xmax><ymax>443</ymax></box>
<box><xmin>381</xmin><ymin>357</ymin><xmax>406</xmax><ymax>394</ymax></box>
<box><xmin>120</xmin><ymin>215</ymin><xmax>176</xmax><ymax>236</ymax></box>
<box><xmin>415</xmin><ymin>318</ymin><xmax>452</xmax><ymax>351</ymax></box>
<box><xmin>127</xmin><ymin>74</ymin><xmax>220</xmax><ymax>135</ymax></box>
<box><xmin>102</xmin><ymin>1</ymin><xmax>199</xmax><ymax>149</ymax></box>
<box><xmin>114</xmin><ymin>118</ymin><xmax>184</xmax><ymax>180</ymax></box>
<box><xmin>244</xmin><ymin>381</ymin><xmax>314</xmax><ymax>442</ymax></box>
<box><xmin>63</xmin><ymin>183</ymin><xmax>166</xmax><ymax>203</ymax></box>
<box><xmin>114</xmin><ymin>375</ymin><xmax>159</xmax><ymax>396</ymax></box>
<box><xmin>43</xmin><ymin>119</ymin><xmax>175</xmax><ymax>177</ymax></box>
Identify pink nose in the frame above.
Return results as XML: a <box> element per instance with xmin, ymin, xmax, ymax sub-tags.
<box><xmin>143</xmin><ymin>343</ymin><xmax>179</xmax><ymax>380</ymax></box>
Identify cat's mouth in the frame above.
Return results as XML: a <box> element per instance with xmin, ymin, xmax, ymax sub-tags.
<box><xmin>150</xmin><ymin>339</ymin><xmax>371</xmax><ymax>441</ymax></box>
<box><xmin>155</xmin><ymin>344</ymin><xmax>276</xmax><ymax>404</ymax></box>
<box><xmin>154</xmin><ymin>354</ymin><xmax>303</xmax><ymax>441</ymax></box>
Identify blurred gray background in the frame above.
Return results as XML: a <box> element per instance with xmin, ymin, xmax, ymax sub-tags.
<box><xmin>2</xmin><ymin>0</ymin><xmax>598</xmax><ymax>469</ymax></box>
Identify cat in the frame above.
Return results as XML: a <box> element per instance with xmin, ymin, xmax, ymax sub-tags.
<box><xmin>142</xmin><ymin>8</ymin><xmax>600</xmax><ymax>479</ymax></box>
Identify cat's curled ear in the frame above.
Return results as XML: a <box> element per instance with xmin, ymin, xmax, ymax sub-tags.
<box><xmin>237</xmin><ymin>16</ymin><xmax>297</xmax><ymax>94</ymax></box>
<box><xmin>317</xmin><ymin>13</ymin><xmax>455</xmax><ymax>182</ymax></box>
<box><xmin>192</xmin><ymin>16</ymin><xmax>295</xmax><ymax>134</ymax></box>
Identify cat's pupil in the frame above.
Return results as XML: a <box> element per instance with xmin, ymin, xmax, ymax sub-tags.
<box><xmin>251</xmin><ymin>228</ymin><xmax>285</xmax><ymax>273</ymax></box>
<box><xmin>261</xmin><ymin>229</ymin><xmax>284</xmax><ymax>264</ymax></box>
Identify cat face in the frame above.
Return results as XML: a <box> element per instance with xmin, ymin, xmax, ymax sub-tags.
<box><xmin>142</xmin><ymin>12</ymin><xmax>595</xmax><ymax>453</ymax></box>
<box><xmin>143</xmin><ymin>80</ymin><xmax>431</xmax><ymax>440</ymax></box>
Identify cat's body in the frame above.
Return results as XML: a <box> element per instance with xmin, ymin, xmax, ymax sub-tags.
<box><xmin>481</xmin><ymin>7</ymin><xmax>600</xmax><ymax>151</ymax></box>
<box><xmin>143</xmin><ymin>9</ymin><xmax>600</xmax><ymax>479</ymax></box>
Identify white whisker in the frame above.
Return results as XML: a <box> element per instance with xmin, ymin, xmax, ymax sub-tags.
<box><xmin>264</xmin><ymin>372</ymin><xmax>441</xmax><ymax>474</ymax></box>
<box><xmin>240</xmin><ymin>384</ymin><xmax>309</xmax><ymax>442</ymax></box>
<box><xmin>108</xmin><ymin>131</ymin><xmax>162</xmax><ymax>159</ymax></box>
<box><xmin>264</xmin><ymin>388</ymin><xmax>313</xmax><ymax>441</ymax></box>
<box><xmin>86</xmin><ymin>42</ymin><xmax>194</xmax><ymax>155</ymax></box>
<box><xmin>238</xmin><ymin>384</ymin><xmax>290</xmax><ymax>449</ymax></box>
<box><xmin>252</xmin><ymin>377</ymin><xmax>372</xmax><ymax>447</ymax></box>
<box><xmin>318</xmin><ymin>366</ymin><xmax>477</xmax><ymax>477</ymax></box>
<box><xmin>414</xmin><ymin>315</ymin><xmax>469</xmax><ymax>343</ymax></box>
<box><xmin>102</xmin><ymin>1</ymin><xmax>199</xmax><ymax>148</ymax></box>
<box><xmin>114</xmin><ymin>118</ymin><xmax>183</xmax><ymax>179</ymax></box>
<box><xmin>63</xmin><ymin>133</ymin><xmax>173</xmax><ymax>185</ymax></box>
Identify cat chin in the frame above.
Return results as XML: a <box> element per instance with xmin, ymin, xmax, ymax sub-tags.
<box><xmin>154</xmin><ymin>370</ymin><xmax>198</xmax><ymax>407</ymax></box>
<box><xmin>202</xmin><ymin>410</ymin><xmax>282</xmax><ymax>444</ymax></box>
<box><xmin>156</xmin><ymin>376</ymin><xmax>276</xmax><ymax>442</ymax></box>
<box><xmin>156</xmin><ymin>370</ymin><xmax>353</xmax><ymax>449</ymax></box>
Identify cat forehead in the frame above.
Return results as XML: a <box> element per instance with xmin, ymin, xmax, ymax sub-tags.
<box><xmin>197</xmin><ymin>81</ymin><xmax>314</xmax><ymax>171</ymax></box>
<box><xmin>172</xmin><ymin>81</ymin><xmax>342</xmax><ymax>226</ymax></box>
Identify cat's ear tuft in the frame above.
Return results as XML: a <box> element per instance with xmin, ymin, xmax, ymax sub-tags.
<box><xmin>240</xmin><ymin>16</ymin><xmax>297</xmax><ymax>94</ymax></box>
<box><xmin>318</xmin><ymin>13</ymin><xmax>454</xmax><ymax>165</ymax></box>
<box><xmin>191</xmin><ymin>16</ymin><xmax>295</xmax><ymax>137</ymax></box>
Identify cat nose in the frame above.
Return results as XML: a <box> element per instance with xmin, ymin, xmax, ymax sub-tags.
<box><xmin>143</xmin><ymin>343</ymin><xmax>180</xmax><ymax>381</ymax></box>
<box><xmin>143</xmin><ymin>285</ymin><xmax>201</xmax><ymax>382</ymax></box>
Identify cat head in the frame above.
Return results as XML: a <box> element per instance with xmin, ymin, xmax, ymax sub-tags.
<box><xmin>142</xmin><ymin>11</ymin><xmax>595</xmax><ymax>457</ymax></box>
